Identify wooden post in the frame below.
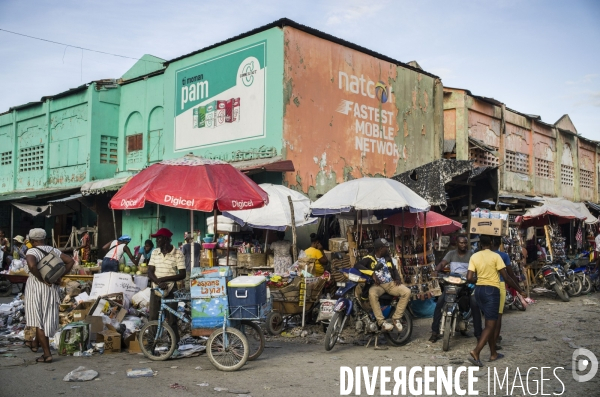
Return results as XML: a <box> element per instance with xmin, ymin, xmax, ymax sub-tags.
<box><xmin>190</xmin><ymin>210</ymin><xmax>196</xmax><ymax>270</ymax></box>
<box><xmin>288</xmin><ymin>196</ymin><xmax>297</xmax><ymax>263</ymax></box>
<box><xmin>111</xmin><ymin>209</ymin><xmax>117</xmax><ymax>240</ymax></box>
<box><xmin>156</xmin><ymin>205</ymin><xmax>160</xmax><ymax>232</ymax></box>
<box><xmin>544</xmin><ymin>225</ymin><xmax>554</xmax><ymax>260</ymax></box>
<box><xmin>467</xmin><ymin>185</ymin><xmax>472</xmax><ymax>243</ymax></box>
<box><xmin>213</xmin><ymin>209</ymin><xmax>218</xmax><ymax>242</ymax></box>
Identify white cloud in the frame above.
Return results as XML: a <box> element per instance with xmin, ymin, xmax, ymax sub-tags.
<box><xmin>325</xmin><ymin>0</ymin><xmax>390</xmax><ymax>25</ymax></box>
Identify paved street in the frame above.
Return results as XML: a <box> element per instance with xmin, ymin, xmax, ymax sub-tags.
<box><xmin>1</xmin><ymin>294</ymin><xmax>599</xmax><ymax>397</ymax></box>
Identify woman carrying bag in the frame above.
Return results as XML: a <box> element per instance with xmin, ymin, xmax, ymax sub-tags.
<box><xmin>24</xmin><ymin>228</ymin><xmax>74</xmax><ymax>363</ymax></box>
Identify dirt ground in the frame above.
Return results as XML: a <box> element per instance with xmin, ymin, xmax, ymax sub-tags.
<box><xmin>1</xmin><ymin>293</ymin><xmax>599</xmax><ymax>397</ymax></box>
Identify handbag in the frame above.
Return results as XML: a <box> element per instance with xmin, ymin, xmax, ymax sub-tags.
<box><xmin>34</xmin><ymin>247</ymin><xmax>66</xmax><ymax>284</ymax></box>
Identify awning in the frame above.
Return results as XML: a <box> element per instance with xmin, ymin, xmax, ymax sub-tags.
<box><xmin>231</xmin><ymin>156</ymin><xmax>295</xmax><ymax>175</ymax></box>
<box><xmin>81</xmin><ymin>176</ymin><xmax>133</xmax><ymax>195</ymax></box>
<box><xmin>0</xmin><ymin>187</ymin><xmax>80</xmax><ymax>202</ymax></box>
<box><xmin>543</xmin><ymin>197</ymin><xmax>597</xmax><ymax>224</ymax></box>
<box><xmin>48</xmin><ymin>193</ymin><xmax>82</xmax><ymax>203</ymax></box>
<box><xmin>12</xmin><ymin>203</ymin><xmax>49</xmax><ymax>217</ymax></box>
<box><xmin>586</xmin><ymin>201</ymin><xmax>600</xmax><ymax>213</ymax></box>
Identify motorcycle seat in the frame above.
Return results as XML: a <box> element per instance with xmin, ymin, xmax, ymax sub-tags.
<box><xmin>379</xmin><ymin>293</ymin><xmax>396</xmax><ymax>301</ymax></box>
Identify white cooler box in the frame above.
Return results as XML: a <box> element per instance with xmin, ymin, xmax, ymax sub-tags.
<box><xmin>207</xmin><ymin>215</ymin><xmax>241</xmax><ymax>233</ymax></box>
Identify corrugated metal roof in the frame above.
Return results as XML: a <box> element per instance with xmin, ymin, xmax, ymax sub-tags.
<box><xmin>165</xmin><ymin>18</ymin><xmax>440</xmax><ymax>79</ymax></box>
<box><xmin>47</xmin><ymin>193</ymin><xmax>82</xmax><ymax>203</ymax></box>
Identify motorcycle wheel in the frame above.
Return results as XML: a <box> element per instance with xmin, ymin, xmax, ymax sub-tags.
<box><xmin>324</xmin><ymin>312</ymin><xmax>345</xmax><ymax>351</ymax></box>
<box><xmin>566</xmin><ymin>276</ymin><xmax>582</xmax><ymax>297</ymax></box>
<box><xmin>580</xmin><ymin>275</ymin><xmax>593</xmax><ymax>295</ymax></box>
<box><xmin>384</xmin><ymin>312</ymin><xmax>413</xmax><ymax>346</ymax></box>
<box><xmin>442</xmin><ymin>317</ymin><xmax>452</xmax><ymax>352</ymax></box>
<box><xmin>553</xmin><ymin>283</ymin><xmax>570</xmax><ymax>302</ymax></box>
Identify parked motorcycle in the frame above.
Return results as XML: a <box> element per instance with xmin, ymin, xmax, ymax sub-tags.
<box><xmin>567</xmin><ymin>252</ymin><xmax>594</xmax><ymax>295</ymax></box>
<box><xmin>537</xmin><ymin>264</ymin><xmax>570</xmax><ymax>302</ymax></box>
<box><xmin>505</xmin><ymin>285</ymin><xmax>526</xmax><ymax>311</ymax></box>
<box><xmin>324</xmin><ymin>268</ymin><xmax>413</xmax><ymax>351</ymax></box>
<box><xmin>557</xmin><ymin>262</ymin><xmax>583</xmax><ymax>297</ymax></box>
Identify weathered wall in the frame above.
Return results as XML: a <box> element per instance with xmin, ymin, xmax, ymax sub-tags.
<box><xmin>89</xmin><ymin>87</ymin><xmax>121</xmax><ymax>180</ymax></box>
<box><xmin>0</xmin><ymin>114</ymin><xmax>15</xmax><ymax>192</ymax></box>
<box><xmin>532</xmin><ymin>125</ymin><xmax>556</xmax><ymax>197</ymax></box>
<box><xmin>282</xmin><ymin>27</ymin><xmax>442</xmax><ymax>199</ymax></box>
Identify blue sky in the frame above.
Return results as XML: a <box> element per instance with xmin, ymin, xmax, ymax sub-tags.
<box><xmin>1</xmin><ymin>0</ymin><xmax>598</xmax><ymax>139</ymax></box>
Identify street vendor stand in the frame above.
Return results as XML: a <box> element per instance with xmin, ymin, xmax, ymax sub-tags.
<box><xmin>109</xmin><ymin>155</ymin><xmax>269</xmax><ymax>370</ymax></box>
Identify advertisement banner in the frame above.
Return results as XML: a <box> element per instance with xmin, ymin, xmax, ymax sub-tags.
<box><xmin>174</xmin><ymin>41</ymin><xmax>267</xmax><ymax>151</ymax></box>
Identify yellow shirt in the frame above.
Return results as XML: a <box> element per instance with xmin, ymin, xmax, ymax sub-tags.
<box><xmin>304</xmin><ymin>247</ymin><xmax>324</xmax><ymax>277</ymax></box>
<box><xmin>467</xmin><ymin>249</ymin><xmax>505</xmax><ymax>289</ymax></box>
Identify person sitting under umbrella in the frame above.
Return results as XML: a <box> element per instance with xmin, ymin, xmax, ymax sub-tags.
<box><xmin>304</xmin><ymin>233</ymin><xmax>329</xmax><ymax>277</ymax></box>
<box><xmin>354</xmin><ymin>238</ymin><xmax>411</xmax><ymax>332</ymax></box>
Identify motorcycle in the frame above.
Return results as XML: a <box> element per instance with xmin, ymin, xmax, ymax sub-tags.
<box><xmin>505</xmin><ymin>285</ymin><xmax>526</xmax><ymax>311</ymax></box>
<box><xmin>437</xmin><ymin>273</ymin><xmax>473</xmax><ymax>352</ymax></box>
<box><xmin>556</xmin><ymin>262</ymin><xmax>582</xmax><ymax>297</ymax></box>
<box><xmin>537</xmin><ymin>264</ymin><xmax>570</xmax><ymax>302</ymax></box>
<box><xmin>324</xmin><ymin>268</ymin><xmax>413</xmax><ymax>351</ymax></box>
<box><xmin>568</xmin><ymin>252</ymin><xmax>594</xmax><ymax>295</ymax></box>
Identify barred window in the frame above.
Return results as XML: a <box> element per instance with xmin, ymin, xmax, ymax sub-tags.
<box><xmin>561</xmin><ymin>164</ymin><xmax>574</xmax><ymax>186</ymax></box>
<box><xmin>535</xmin><ymin>158</ymin><xmax>555</xmax><ymax>179</ymax></box>
<box><xmin>506</xmin><ymin>150</ymin><xmax>529</xmax><ymax>174</ymax></box>
<box><xmin>19</xmin><ymin>145</ymin><xmax>44</xmax><ymax>172</ymax></box>
<box><xmin>100</xmin><ymin>135</ymin><xmax>118</xmax><ymax>165</ymax></box>
<box><xmin>0</xmin><ymin>151</ymin><xmax>11</xmax><ymax>166</ymax></box>
<box><xmin>469</xmin><ymin>147</ymin><xmax>499</xmax><ymax>167</ymax></box>
<box><xmin>580</xmin><ymin>169</ymin><xmax>593</xmax><ymax>189</ymax></box>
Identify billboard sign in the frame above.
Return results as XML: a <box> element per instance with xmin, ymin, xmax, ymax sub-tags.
<box><xmin>174</xmin><ymin>41</ymin><xmax>267</xmax><ymax>151</ymax></box>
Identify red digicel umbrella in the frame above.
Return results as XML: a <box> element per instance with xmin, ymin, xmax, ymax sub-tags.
<box><xmin>109</xmin><ymin>155</ymin><xmax>268</xmax><ymax>212</ymax></box>
<box><xmin>384</xmin><ymin>211</ymin><xmax>462</xmax><ymax>234</ymax></box>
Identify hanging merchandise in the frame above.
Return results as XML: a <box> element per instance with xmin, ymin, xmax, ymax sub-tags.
<box><xmin>395</xmin><ymin>228</ymin><xmax>441</xmax><ymax>300</ymax></box>
<box><xmin>502</xmin><ymin>227</ymin><xmax>525</xmax><ymax>282</ymax></box>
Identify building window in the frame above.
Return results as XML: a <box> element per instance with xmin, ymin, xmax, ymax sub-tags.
<box><xmin>535</xmin><ymin>158</ymin><xmax>555</xmax><ymax>179</ymax></box>
<box><xmin>127</xmin><ymin>134</ymin><xmax>143</xmax><ymax>153</ymax></box>
<box><xmin>561</xmin><ymin>164</ymin><xmax>574</xmax><ymax>186</ymax></box>
<box><xmin>506</xmin><ymin>150</ymin><xmax>529</xmax><ymax>174</ymax></box>
<box><xmin>0</xmin><ymin>151</ymin><xmax>12</xmax><ymax>166</ymax></box>
<box><xmin>469</xmin><ymin>147</ymin><xmax>499</xmax><ymax>167</ymax></box>
<box><xmin>19</xmin><ymin>145</ymin><xmax>44</xmax><ymax>172</ymax></box>
<box><xmin>100</xmin><ymin>135</ymin><xmax>118</xmax><ymax>164</ymax></box>
<box><xmin>580</xmin><ymin>169</ymin><xmax>593</xmax><ymax>189</ymax></box>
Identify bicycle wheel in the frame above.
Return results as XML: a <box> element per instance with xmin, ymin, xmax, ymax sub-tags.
<box><xmin>138</xmin><ymin>320</ymin><xmax>177</xmax><ymax>361</ymax></box>
<box><xmin>238</xmin><ymin>321</ymin><xmax>265</xmax><ymax>361</ymax></box>
<box><xmin>206</xmin><ymin>327</ymin><xmax>249</xmax><ymax>371</ymax></box>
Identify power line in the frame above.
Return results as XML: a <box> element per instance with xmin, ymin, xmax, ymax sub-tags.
<box><xmin>0</xmin><ymin>27</ymin><xmax>164</xmax><ymax>64</ymax></box>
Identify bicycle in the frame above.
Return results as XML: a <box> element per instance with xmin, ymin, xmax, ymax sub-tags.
<box><xmin>137</xmin><ymin>288</ymin><xmax>250</xmax><ymax>371</ymax></box>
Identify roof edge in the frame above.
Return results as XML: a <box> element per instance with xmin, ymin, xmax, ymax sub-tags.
<box><xmin>164</xmin><ymin>18</ymin><xmax>440</xmax><ymax>79</ymax></box>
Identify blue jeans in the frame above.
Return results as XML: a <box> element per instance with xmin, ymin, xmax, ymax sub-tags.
<box><xmin>474</xmin><ymin>285</ymin><xmax>500</xmax><ymax>321</ymax></box>
<box><xmin>101</xmin><ymin>258</ymin><xmax>119</xmax><ymax>273</ymax></box>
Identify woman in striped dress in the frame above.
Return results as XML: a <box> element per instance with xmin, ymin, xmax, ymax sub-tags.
<box><xmin>24</xmin><ymin>228</ymin><xmax>74</xmax><ymax>363</ymax></box>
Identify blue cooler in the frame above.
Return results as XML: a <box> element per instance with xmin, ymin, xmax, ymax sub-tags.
<box><xmin>227</xmin><ymin>276</ymin><xmax>267</xmax><ymax>319</ymax></box>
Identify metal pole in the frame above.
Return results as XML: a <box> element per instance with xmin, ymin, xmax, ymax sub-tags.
<box><xmin>288</xmin><ymin>196</ymin><xmax>297</xmax><ymax>263</ymax></box>
<box><xmin>10</xmin><ymin>205</ymin><xmax>13</xmax><ymax>245</ymax></box>
<box><xmin>111</xmin><ymin>209</ymin><xmax>117</xmax><ymax>240</ymax></box>
<box><xmin>190</xmin><ymin>210</ymin><xmax>195</xmax><ymax>271</ymax></box>
<box><xmin>467</xmin><ymin>186</ymin><xmax>472</xmax><ymax>245</ymax></box>
<box><xmin>156</xmin><ymin>205</ymin><xmax>160</xmax><ymax>231</ymax></box>
<box><xmin>423</xmin><ymin>212</ymin><xmax>428</xmax><ymax>264</ymax></box>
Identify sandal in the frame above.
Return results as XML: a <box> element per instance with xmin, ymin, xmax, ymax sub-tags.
<box><xmin>489</xmin><ymin>353</ymin><xmax>505</xmax><ymax>362</ymax></box>
<box><xmin>24</xmin><ymin>341</ymin><xmax>39</xmax><ymax>353</ymax></box>
<box><xmin>36</xmin><ymin>355</ymin><xmax>52</xmax><ymax>363</ymax></box>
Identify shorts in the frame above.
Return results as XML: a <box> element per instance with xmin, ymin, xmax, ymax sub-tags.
<box><xmin>499</xmin><ymin>282</ymin><xmax>506</xmax><ymax>314</ymax></box>
<box><xmin>474</xmin><ymin>285</ymin><xmax>500</xmax><ymax>321</ymax></box>
<box><xmin>101</xmin><ymin>258</ymin><xmax>119</xmax><ymax>273</ymax></box>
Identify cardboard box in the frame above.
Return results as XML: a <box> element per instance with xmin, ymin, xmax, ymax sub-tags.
<box><xmin>71</xmin><ymin>301</ymin><xmax>95</xmax><ymax>322</ymax></box>
<box><xmin>97</xmin><ymin>325</ymin><xmax>121</xmax><ymax>353</ymax></box>
<box><xmin>89</xmin><ymin>272</ymin><xmax>141</xmax><ymax>301</ymax></box>
<box><xmin>88</xmin><ymin>294</ymin><xmax>128</xmax><ymax>323</ymax></box>
<box><xmin>128</xmin><ymin>340</ymin><xmax>142</xmax><ymax>354</ymax></box>
<box><xmin>470</xmin><ymin>218</ymin><xmax>508</xmax><ymax>236</ymax></box>
<box><xmin>124</xmin><ymin>331</ymin><xmax>138</xmax><ymax>349</ymax></box>
<box><xmin>329</xmin><ymin>238</ymin><xmax>348</xmax><ymax>252</ymax></box>
<box><xmin>83</xmin><ymin>315</ymin><xmax>104</xmax><ymax>341</ymax></box>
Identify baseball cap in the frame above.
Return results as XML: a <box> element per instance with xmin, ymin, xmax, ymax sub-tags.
<box><xmin>373</xmin><ymin>238</ymin><xmax>390</xmax><ymax>249</ymax></box>
<box><xmin>151</xmin><ymin>228</ymin><xmax>173</xmax><ymax>238</ymax></box>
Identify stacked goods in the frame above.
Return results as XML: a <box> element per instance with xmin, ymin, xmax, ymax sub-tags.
<box><xmin>502</xmin><ymin>228</ymin><xmax>526</xmax><ymax>282</ymax></box>
<box><xmin>397</xmin><ymin>235</ymin><xmax>441</xmax><ymax>300</ymax></box>
<box><xmin>331</xmin><ymin>256</ymin><xmax>352</xmax><ymax>283</ymax></box>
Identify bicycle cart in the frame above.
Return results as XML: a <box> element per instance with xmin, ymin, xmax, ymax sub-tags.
<box><xmin>0</xmin><ymin>274</ymin><xmax>29</xmax><ymax>296</ymax></box>
<box><xmin>138</xmin><ymin>273</ymin><xmax>270</xmax><ymax>371</ymax></box>
<box><xmin>266</xmin><ymin>276</ymin><xmax>327</xmax><ymax>335</ymax></box>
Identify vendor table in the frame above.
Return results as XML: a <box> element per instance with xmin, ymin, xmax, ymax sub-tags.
<box><xmin>0</xmin><ymin>274</ymin><xmax>29</xmax><ymax>296</ymax></box>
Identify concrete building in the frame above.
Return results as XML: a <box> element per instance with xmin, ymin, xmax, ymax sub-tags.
<box><xmin>443</xmin><ymin>87</ymin><xmax>600</xmax><ymax>203</ymax></box>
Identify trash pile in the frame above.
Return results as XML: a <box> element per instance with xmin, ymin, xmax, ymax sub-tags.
<box><xmin>0</xmin><ymin>294</ymin><xmax>25</xmax><ymax>337</ymax></box>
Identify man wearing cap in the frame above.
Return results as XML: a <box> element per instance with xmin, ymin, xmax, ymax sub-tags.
<box><xmin>148</xmin><ymin>228</ymin><xmax>186</xmax><ymax>343</ymax></box>
<box><xmin>354</xmin><ymin>238</ymin><xmax>411</xmax><ymax>332</ymax></box>
<box><xmin>101</xmin><ymin>235</ymin><xmax>138</xmax><ymax>272</ymax></box>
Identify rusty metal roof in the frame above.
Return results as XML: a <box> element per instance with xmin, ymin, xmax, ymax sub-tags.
<box><xmin>165</xmin><ymin>18</ymin><xmax>440</xmax><ymax>79</ymax></box>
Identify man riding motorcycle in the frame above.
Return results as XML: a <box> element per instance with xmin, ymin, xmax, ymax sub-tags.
<box><xmin>429</xmin><ymin>235</ymin><xmax>482</xmax><ymax>342</ymax></box>
<box><xmin>354</xmin><ymin>238</ymin><xmax>411</xmax><ymax>332</ymax></box>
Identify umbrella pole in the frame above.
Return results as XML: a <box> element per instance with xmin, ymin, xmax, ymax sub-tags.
<box><xmin>190</xmin><ymin>210</ymin><xmax>195</xmax><ymax>271</ymax></box>
<box><xmin>288</xmin><ymin>196</ymin><xmax>297</xmax><ymax>263</ymax></box>
<box><xmin>213</xmin><ymin>209</ymin><xmax>218</xmax><ymax>242</ymax></box>
<box><xmin>423</xmin><ymin>212</ymin><xmax>427</xmax><ymax>265</ymax></box>
<box><xmin>112</xmin><ymin>209</ymin><xmax>117</xmax><ymax>240</ymax></box>
<box><xmin>156</xmin><ymin>205</ymin><xmax>160</xmax><ymax>231</ymax></box>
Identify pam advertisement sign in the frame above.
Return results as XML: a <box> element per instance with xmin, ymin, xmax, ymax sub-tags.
<box><xmin>174</xmin><ymin>41</ymin><xmax>267</xmax><ymax>151</ymax></box>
